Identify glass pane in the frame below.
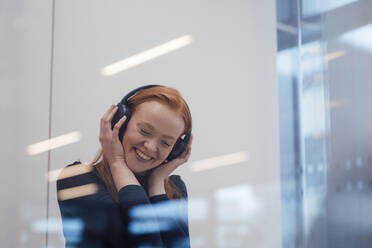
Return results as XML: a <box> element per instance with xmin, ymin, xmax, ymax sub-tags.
<box><xmin>277</xmin><ymin>0</ymin><xmax>372</xmax><ymax>247</ymax></box>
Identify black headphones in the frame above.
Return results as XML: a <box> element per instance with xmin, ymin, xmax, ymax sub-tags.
<box><xmin>111</xmin><ymin>85</ymin><xmax>191</xmax><ymax>162</ymax></box>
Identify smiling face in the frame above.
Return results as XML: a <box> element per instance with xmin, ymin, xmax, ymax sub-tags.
<box><xmin>122</xmin><ymin>100</ymin><xmax>185</xmax><ymax>175</ymax></box>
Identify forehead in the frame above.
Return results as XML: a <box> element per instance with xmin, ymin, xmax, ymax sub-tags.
<box><xmin>132</xmin><ymin>101</ymin><xmax>185</xmax><ymax>138</ymax></box>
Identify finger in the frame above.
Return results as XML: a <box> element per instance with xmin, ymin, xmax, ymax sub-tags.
<box><xmin>181</xmin><ymin>149</ymin><xmax>190</xmax><ymax>162</ymax></box>
<box><xmin>102</xmin><ymin>105</ymin><xmax>116</xmax><ymax>121</ymax></box>
<box><xmin>187</xmin><ymin>134</ymin><xmax>193</xmax><ymax>150</ymax></box>
<box><xmin>102</xmin><ymin>106</ymin><xmax>119</xmax><ymax>136</ymax></box>
<box><xmin>184</xmin><ymin>146</ymin><xmax>192</xmax><ymax>161</ymax></box>
<box><xmin>100</xmin><ymin>106</ymin><xmax>119</xmax><ymax>145</ymax></box>
<box><xmin>178</xmin><ymin>151</ymin><xmax>190</xmax><ymax>166</ymax></box>
<box><xmin>179</xmin><ymin>148</ymin><xmax>188</xmax><ymax>159</ymax></box>
<box><xmin>112</xmin><ymin>115</ymin><xmax>127</xmax><ymax>140</ymax></box>
<box><xmin>163</xmin><ymin>159</ymin><xmax>181</xmax><ymax>172</ymax></box>
<box><xmin>180</xmin><ymin>140</ymin><xmax>192</xmax><ymax>158</ymax></box>
<box><xmin>99</xmin><ymin>105</ymin><xmax>115</xmax><ymax>142</ymax></box>
<box><xmin>171</xmin><ymin>146</ymin><xmax>191</xmax><ymax>167</ymax></box>
<box><xmin>106</xmin><ymin>105</ymin><xmax>119</xmax><ymax>122</ymax></box>
<box><xmin>185</xmin><ymin>135</ymin><xmax>193</xmax><ymax>158</ymax></box>
<box><xmin>100</xmin><ymin>105</ymin><xmax>116</xmax><ymax>136</ymax></box>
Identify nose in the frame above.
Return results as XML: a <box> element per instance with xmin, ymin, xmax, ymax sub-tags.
<box><xmin>144</xmin><ymin>138</ymin><xmax>157</xmax><ymax>153</ymax></box>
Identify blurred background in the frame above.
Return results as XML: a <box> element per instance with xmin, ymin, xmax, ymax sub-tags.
<box><xmin>1</xmin><ymin>0</ymin><xmax>371</xmax><ymax>247</ymax></box>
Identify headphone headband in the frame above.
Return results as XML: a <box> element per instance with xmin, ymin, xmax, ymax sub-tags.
<box><xmin>120</xmin><ymin>84</ymin><xmax>161</xmax><ymax>104</ymax></box>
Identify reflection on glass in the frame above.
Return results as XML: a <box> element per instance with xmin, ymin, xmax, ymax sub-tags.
<box><xmin>101</xmin><ymin>35</ymin><xmax>194</xmax><ymax>76</ymax></box>
<box><xmin>48</xmin><ymin>163</ymin><xmax>93</xmax><ymax>183</ymax></box>
<box><xmin>189</xmin><ymin>151</ymin><xmax>250</xmax><ymax>172</ymax></box>
<box><xmin>277</xmin><ymin>0</ymin><xmax>372</xmax><ymax>247</ymax></box>
<box><xmin>57</xmin><ymin>183</ymin><xmax>98</xmax><ymax>201</ymax></box>
<box><xmin>323</xmin><ymin>50</ymin><xmax>346</xmax><ymax>62</ymax></box>
<box><xmin>27</xmin><ymin>131</ymin><xmax>81</xmax><ymax>155</ymax></box>
<box><xmin>188</xmin><ymin>198</ymin><xmax>209</xmax><ymax>221</ymax></box>
<box><xmin>215</xmin><ymin>184</ymin><xmax>262</xmax><ymax>221</ymax></box>
<box><xmin>302</xmin><ymin>0</ymin><xmax>358</xmax><ymax>18</ymax></box>
<box><xmin>340</xmin><ymin>23</ymin><xmax>372</xmax><ymax>51</ymax></box>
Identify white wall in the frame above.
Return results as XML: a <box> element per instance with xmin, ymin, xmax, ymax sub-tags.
<box><xmin>1</xmin><ymin>0</ymin><xmax>52</xmax><ymax>247</ymax></box>
<box><xmin>1</xmin><ymin>1</ymin><xmax>280</xmax><ymax>247</ymax></box>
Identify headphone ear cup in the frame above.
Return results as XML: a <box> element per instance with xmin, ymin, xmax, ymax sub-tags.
<box><xmin>111</xmin><ymin>104</ymin><xmax>132</xmax><ymax>143</ymax></box>
<box><xmin>166</xmin><ymin>132</ymin><xmax>191</xmax><ymax>162</ymax></box>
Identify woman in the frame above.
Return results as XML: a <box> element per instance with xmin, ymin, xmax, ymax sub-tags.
<box><xmin>57</xmin><ymin>85</ymin><xmax>193</xmax><ymax>248</ymax></box>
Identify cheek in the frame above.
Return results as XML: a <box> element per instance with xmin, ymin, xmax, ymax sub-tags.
<box><xmin>121</xmin><ymin>133</ymin><xmax>129</xmax><ymax>149</ymax></box>
<box><xmin>160</xmin><ymin>148</ymin><xmax>172</xmax><ymax>160</ymax></box>
<box><xmin>122</xmin><ymin>133</ymin><xmax>136</xmax><ymax>156</ymax></box>
<box><xmin>123</xmin><ymin>130</ymin><xmax>139</xmax><ymax>146</ymax></box>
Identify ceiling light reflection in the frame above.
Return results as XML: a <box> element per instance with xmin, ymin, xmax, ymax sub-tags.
<box><xmin>323</xmin><ymin>50</ymin><xmax>346</xmax><ymax>61</ymax></box>
<box><xmin>302</xmin><ymin>0</ymin><xmax>357</xmax><ymax>18</ymax></box>
<box><xmin>277</xmin><ymin>22</ymin><xmax>297</xmax><ymax>35</ymax></box>
<box><xmin>340</xmin><ymin>23</ymin><xmax>372</xmax><ymax>51</ymax></box>
<box><xmin>101</xmin><ymin>35</ymin><xmax>194</xmax><ymax>76</ymax></box>
<box><xmin>31</xmin><ymin>217</ymin><xmax>81</xmax><ymax>234</ymax></box>
<box><xmin>188</xmin><ymin>198</ymin><xmax>209</xmax><ymax>221</ymax></box>
<box><xmin>47</xmin><ymin>163</ymin><xmax>91</xmax><ymax>182</ymax></box>
<box><xmin>215</xmin><ymin>184</ymin><xmax>262</xmax><ymax>221</ymax></box>
<box><xmin>189</xmin><ymin>151</ymin><xmax>250</xmax><ymax>172</ymax></box>
<box><xmin>57</xmin><ymin>183</ymin><xmax>98</xmax><ymax>201</ymax></box>
<box><xmin>27</xmin><ymin>131</ymin><xmax>81</xmax><ymax>155</ymax></box>
<box><xmin>325</xmin><ymin>99</ymin><xmax>347</xmax><ymax>110</ymax></box>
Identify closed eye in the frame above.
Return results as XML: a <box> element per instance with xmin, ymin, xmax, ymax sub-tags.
<box><xmin>162</xmin><ymin>140</ymin><xmax>170</xmax><ymax>147</ymax></box>
<box><xmin>140</xmin><ymin>129</ymin><xmax>151</xmax><ymax>136</ymax></box>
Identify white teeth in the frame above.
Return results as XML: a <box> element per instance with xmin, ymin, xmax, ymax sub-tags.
<box><xmin>135</xmin><ymin>149</ymin><xmax>152</xmax><ymax>161</ymax></box>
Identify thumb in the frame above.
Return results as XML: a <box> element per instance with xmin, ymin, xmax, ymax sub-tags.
<box><xmin>112</xmin><ymin>116</ymin><xmax>127</xmax><ymax>140</ymax></box>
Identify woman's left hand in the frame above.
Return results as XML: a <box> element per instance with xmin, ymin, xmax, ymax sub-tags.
<box><xmin>148</xmin><ymin>135</ymin><xmax>193</xmax><ymax>194</ymax></box>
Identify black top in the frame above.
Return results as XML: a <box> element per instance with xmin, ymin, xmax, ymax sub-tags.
<box><xmin>57</xmin><ymin>161</ymin><xmax>190</xmax><ymax>248</ymax></box>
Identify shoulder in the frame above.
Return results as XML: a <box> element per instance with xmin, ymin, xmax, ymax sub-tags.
<box><xmin>169</xmin><ymin>175</ymin><xmax>188</xmax><ymax>198</ymax></box>
<box><xmin>56</xmin><ymin>161</ymin><xmax>96</xmax><ymax>191</ymax></box>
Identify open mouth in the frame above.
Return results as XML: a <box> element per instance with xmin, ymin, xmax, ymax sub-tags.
<box><xmin>135</xmin><ymin>148</ymin><xmax>153</xmax><ymax>161</ymax></box>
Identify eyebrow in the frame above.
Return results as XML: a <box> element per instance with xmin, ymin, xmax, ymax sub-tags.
<box><xmin>139</xmin><ymin>122</ymin><xmax>176</xmax><ymax>140</ymax></box>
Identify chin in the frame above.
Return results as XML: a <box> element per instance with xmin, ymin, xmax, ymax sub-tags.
<box><xmin>132</xmin><ymin>169</ymin><xmax>147</xmax><ymax>176</ymax></box>
<box><xmin>126</xmin><ymin>158</ymin><xmax>151</xmax><ymax>176</ymax></box>
<box><xmin>126</xmin><ymin>161</ymin><xmax>145</xmax><ymax>174</ymax></box>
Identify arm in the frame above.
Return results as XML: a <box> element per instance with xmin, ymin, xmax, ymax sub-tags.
<box><xmin>56</xmin><ymin>162</ymin><xmax>116</xmax><ymax>247</ymax></box>
<box><xmin>146</xmin><ymin>135</ymin><xmax>193</xmax><ymax>248</ymax></box>
<box><xmin>99</xmin><ymin>105</ymin><xmax>165</xmax><ymax>247</ymax></box>
<box><xmin>149</xmin><ymin>176</ymin><xmax>190</xmax><ymax>248</ymax></box>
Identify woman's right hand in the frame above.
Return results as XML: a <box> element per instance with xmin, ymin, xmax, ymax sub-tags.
<box><xmin>99</xmin><ymin>105</ymin><xmax>127</xmax><ymax>166</ymax></box>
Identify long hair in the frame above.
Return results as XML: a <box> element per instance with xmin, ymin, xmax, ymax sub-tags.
<box><xmin>90</xmin><ymin>86</ymin><xmax>192</xmax><ymax>203</ymax></box>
